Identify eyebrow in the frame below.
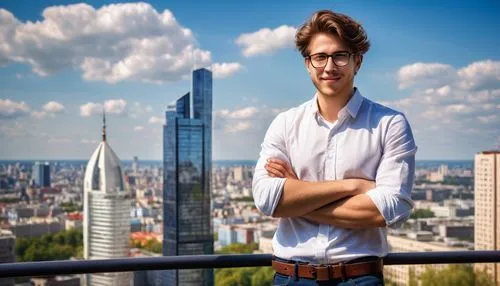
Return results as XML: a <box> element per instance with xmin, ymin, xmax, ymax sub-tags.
<box><xmin>310</xmin><ymin>50</ymin><xmax>350</xmax><ymax>55</ymax></box>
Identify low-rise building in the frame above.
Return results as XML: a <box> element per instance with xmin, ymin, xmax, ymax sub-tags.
<box><xmin>384</xmin><ymin>232</ymin><xmax>472</xmax><ymax>286</ymax></box>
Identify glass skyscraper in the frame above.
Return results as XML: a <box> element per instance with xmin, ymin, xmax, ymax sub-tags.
<box><xmin>32</xmin><ymin>161</ymin><xmax>50</xmax><ymax>188</ymax></box>
<box><xmin>163</xmin><ymin>68</ymin><xmax>214</xmax><ymax>286</ymax></box>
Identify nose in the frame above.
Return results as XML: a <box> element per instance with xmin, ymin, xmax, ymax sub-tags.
<box><xmin>323</xmin><ymin>56</ymin><xmax>336</xmax><ymax>72</ymax></box>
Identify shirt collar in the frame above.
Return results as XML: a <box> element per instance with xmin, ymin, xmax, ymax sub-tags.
<box><xmin>310</xmin><ymin>87</ymin><xmax>364</xmax><ymax>120</ymax></box>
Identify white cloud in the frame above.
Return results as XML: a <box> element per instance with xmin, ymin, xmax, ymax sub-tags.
<box><xmin>436</xmin><ymin>85</ymin><xmax>451</xmax><ymax>96</ymax></box>
<box><xmin>216</xmin><ymin>107</ymin><xmax>258</xmax><ymax>119</ymax></box>
<box><xmin>29</xmin><ymin>101</ymin><xmax>65</xmax><ymax>119</ymax></box>
<box><xmin>43</xmin><ymin>101</ymin><xmax>64</xmax><ymax>113</ymax></box>
<box><xmin>397</xmin><ymin>62</ymin><xmax>456</xmax><ymax>90</ymax></box>
<box><xmin>383</xmin><ymin>59</ymin><xmax>500</xmax><ymax>158</ymax></box>
<box><xmin>80</xmin><ymin>138</ymin><xmax>98</xmax><ymax>144</ymax></box>
<box><xmin>31</xmin><ymin>111</ymin><xmax>47</xmax><ymax>119</ymax></box>
<box><xmin>134</xmin><ymin>125</ymin><xmax>144</xmax><ymax>131</ymax></box>
<box><xmin>0</xmin><ymin>99</ymin><xmax>30</xmax><ymax>119</ymax></box>
<box><xmin>236</xmin><ymin>25</ymin><xmax>296</xmax><ymax>57</ymax></box>
<box><xmin>457</xmin><ymin>60</ymin><xmax>500</xmax><ymax>90</ymax></box>
<box><xmin>444</xmin><ymin>104</ymin><xmax>474</xmax><ymax>114</ymax></box>
<box><xmin>80</xmin><ymin>99</ymin><xmax>127</xmax><ymax>117</ymax></box>
<box><xmin>80</xmin><ymin>102</ymin><xmax>103</xmax><ymax>117</ymax></box>
<box><xmin>104</xmin><ymin>99</ymin><xmax>127</xmax><ymax>115</ymax></box>
<box><xmin>130</xmin><ymin>102</ymin><xmax>153</xmax><ymax>118</ymax></box>
<box><xmin>212</xmin><ymin>105</ymin><xmax>285</xmax><ymax>137</ymax></box>
<box><xmin>0</xmin><ymin>121</ymin><xmax>31</xmax><ymax>138</ymax></box>
<box><xmin>225</xmin><ymin>121</ymin><xmax>251</xmax><ymax>133</ymax></box>
<box><xmin>477</xmin><ymin>115</ymin><xmax>497</xmax><ymax>124</ymax></box>
<box><xmin>211</xmin><ymin>62</ymin><xmax>243</xmax><ymax>78</ymax></box>
<box><xmin>0</xmin><ymin>3</ymin><xmax>241</xmax><ymax>83</ymax></box>
<box><xmin>148</xmin><ymin>116</ymin><xmax>164</xmax><ymax>124</ymax></box>
<box><xmin>397</xmin><ymin>60</ymin><xmax>500</xmax><ymax>92</ymax></box>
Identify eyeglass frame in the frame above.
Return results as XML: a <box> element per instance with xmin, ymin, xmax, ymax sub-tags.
<box><xmin>306</xmin><ymin>51</ymin><xmax>354</xmax><ymax>69</ymax></box>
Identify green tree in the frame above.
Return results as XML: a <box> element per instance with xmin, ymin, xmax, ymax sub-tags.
<box><xmin>420</xmin><ymin>264</ymin><xmax>495</xmax><ymax>286</ymax></box>
<box><xmin>75</xmin><ymin>245</ymin><xmax>83</xmax><ymax>259</ymax></box>
<box><xmin>54</xmin><ymin>232</ymin><xmax>66</xmax><ymax>245</ymax></box>
<box><xmin>409</xmin><ymin>266</ymin><xmax>418</xmax><ymax>286</ymax></box>
<box><xmin>475</xmin><ymin>268</ymin><xmax>496</xmax><ymax>286</ymax></box>
<box><xmin>15</xmin><ymin>237</ymin><xmax>31</xmax><ymax>261</ymax></box>
<box><xmin>41</xmin><ymin>233</ymin><xmax>53</xmax><ymax>245</ymax></box>
<box><xmin>0</xmin><ymin>198</ymin><xmax>20</xmax><ymax>203</ymax></box>
<box><xmin>216</xmin><ymin>243</ymin><xmax>258</xmax><ymax>254</ymax></box>
<box><xmin>16</xmin><ymin>229</ymin><xmax>83</xmax><ymax>262</ymax></box>
<box><xmin>60</xmin><ymin>202</ymin><xmax>82</xmax><ymax>213</ymax></box>
<box><xmin>147</xmin><ymin>240</ymin><xmax>162</xmax><ymax>253</ymax></box>
<box><xmin>251</xmin><ymin>267</ymin><xmax>274</xmax><ymax>286</ymax></box>
<box><xmin>215</xmin><ymin>267</ymin><xmax>253</xmax><ymax>286</ymax></box>
<box><xmin>384</xmin><ymin>279</ymin><xmax>398</xmax><ymax>286</ymax></box>
<box><xmin>410</xmin><ymin>208</ymin><xmax>435</xmax><ymax>219</ymax></box>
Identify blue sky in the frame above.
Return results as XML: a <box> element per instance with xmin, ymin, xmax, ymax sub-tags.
<box><xmin>0</xmin><ymin>0</ymin><xmax>499</xmax><ymax>161</ymax></box>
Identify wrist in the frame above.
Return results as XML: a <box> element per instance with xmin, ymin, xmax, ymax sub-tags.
<box><xmin>345</xmin><ymin>179</ymin><xmax>361</xmax><ymax>194</ymax></box>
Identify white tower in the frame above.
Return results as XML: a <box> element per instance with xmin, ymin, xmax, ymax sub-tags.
<box><xmin>82</xmin><ymin>113</ymin><xmax>131</xmax><ymax>286</ymax></box>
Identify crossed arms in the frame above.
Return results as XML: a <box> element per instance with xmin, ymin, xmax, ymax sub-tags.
<box><xmin>252</xmin><ymin>113</ymin><xmax>417</xmax><ymax>229</ymax></box>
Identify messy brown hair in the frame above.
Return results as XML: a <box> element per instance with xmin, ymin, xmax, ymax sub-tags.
<box><xmin>295</xmin><ymin>10</ymin><xmax>370</xmax><ymax>57</ymax></box>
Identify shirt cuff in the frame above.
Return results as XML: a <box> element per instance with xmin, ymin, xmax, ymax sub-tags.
<box><xmin>365</xmin><ymin>186</ymin><xmax>414</xmax><ymax>229</ymax></box>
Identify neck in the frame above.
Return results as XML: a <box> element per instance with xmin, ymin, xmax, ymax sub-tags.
<box><xmin>317</xmin><ymin>85</ymin><xmax>355</xmax><ymax>122</ymax></box>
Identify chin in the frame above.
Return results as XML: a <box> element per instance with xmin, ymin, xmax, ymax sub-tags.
<box><xmin>319</xmin><ymin>86</ymin><xmax>340</xmax><ymax>97</ymax></box>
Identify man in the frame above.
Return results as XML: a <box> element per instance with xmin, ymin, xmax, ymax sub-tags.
<box><xmin>252</xmin><ymin>10</ymin><xmax>417</xmax><ymax>285</ymax></box>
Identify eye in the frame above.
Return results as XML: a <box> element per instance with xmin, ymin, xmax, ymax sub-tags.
<box><xmin>313</xmin><ymin>54</ymin><xmax>327</xmax><ymax>61</ymax></box>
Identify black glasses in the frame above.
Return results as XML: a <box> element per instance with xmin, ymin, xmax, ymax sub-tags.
<box><xmin>307</xmin><ymin>52</ymin><xmax>352</xmax><ymax>68</ymax></box>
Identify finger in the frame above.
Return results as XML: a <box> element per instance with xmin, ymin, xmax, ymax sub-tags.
<box><xmin>267</xmin><ymin>170</ymin><xmax>283</xmax><ymax>178</ymax></box>
<box><xmin>267</xmin><ymin>162</ymin><xmax>287</xmax><ymax>174</ymax></box>
<box><xmin>267</xmin><ymin>168</ymin><xmax>285</xmax><ymax>178</ymax></box>
<box><xmin>270</xmin><ymin>159</ymin><xmax>295</xmax><ymax>175</ymax></box>
<box><xmin>269</xmin><ymin>158</ymin><xmax>288</xmax><ymax>167</ymax></box>
<box><xmin>265</xmin><ymin>165</ymin><xmax>285</xmax><ymax>177</ymax></box>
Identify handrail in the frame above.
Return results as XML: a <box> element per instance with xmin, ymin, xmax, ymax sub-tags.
<box><xmin>1</xmin><ymin>251</ymin><xmax>499</xmax><ymax>278</ymax></box>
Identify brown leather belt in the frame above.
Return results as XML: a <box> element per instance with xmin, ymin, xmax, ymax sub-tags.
<box><xmin>272</xmin><ymin>258</ymin><xmax>383</xmax><ymax>281</ymax></box>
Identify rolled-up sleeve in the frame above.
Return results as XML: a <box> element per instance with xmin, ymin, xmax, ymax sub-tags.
<box><xmin>365</xmin><ymin>113</ymin><xmax>417</xmax><ymax>229</ymax></box>
<box><xmin>252</xmin><ymin>113</ymin><xmax>290</xmax><ymax>216</ymax></box>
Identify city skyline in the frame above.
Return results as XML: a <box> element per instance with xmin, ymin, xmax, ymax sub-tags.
<box><xmin>1</xmin><ymin>1</ymin><xmax>499</xmax><ymax>161</ymax></box>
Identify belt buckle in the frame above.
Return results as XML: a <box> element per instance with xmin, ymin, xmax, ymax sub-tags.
<box><xmin>311</xmin><ymin>264</ymin><xmax>329</xmax><ymax>281</ymax></box>
<box><xmin>338</xmin><ymin>262</ymin><xmax>347</xmax><ymax>281</ymax></box>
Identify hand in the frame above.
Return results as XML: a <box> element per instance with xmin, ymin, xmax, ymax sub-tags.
<box><xmin>264</xmin><ymin>158</ymin><xmax>298</xmax><ymax>179</ymax></box>
<box><xmin>345</xmin><ymin>178</ymin><xmax>376</xmax><ymax>194</ymax></box>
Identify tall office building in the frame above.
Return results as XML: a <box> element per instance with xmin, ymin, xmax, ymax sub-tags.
<box><xmin>474</xmin><ymin>150</ymin><xmax>500</xmax><ymax>284</ymax></box>
<box><xmin>132</xmin><ymin>156</ymin><xmax>139</xmax><ymax>174</ymax></box>
<box><xmin>163</xmin><ymin>68</ymin><xmax>214</xmax><ymax>286</ymax></box>
<box><xmin>32</xmin><ymin>161</ymin><xmax>50</xmax><ymax>187</ymax></box>
<box><xmin>0</xmin><ymin>229</ymin><xmax>15</xmax><ymax>286</ymax></box>
<box><xmin>82</xmin><ymin>114</ymin><xmax>132</xmax><ymax>286</ymax></box>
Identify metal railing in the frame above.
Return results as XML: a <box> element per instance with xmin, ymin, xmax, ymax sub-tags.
<box><xmin>1</xmin><ymin>251</ymin><xmax>500</xmax><ymax>278</ymax></box>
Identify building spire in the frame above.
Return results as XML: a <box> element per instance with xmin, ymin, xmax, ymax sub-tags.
<box><xmin>102</xmin><ymin>109</ymin><xmax>107</xmax><ymax>142</ymax></box>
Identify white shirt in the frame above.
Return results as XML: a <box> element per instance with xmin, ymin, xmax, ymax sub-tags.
<box><xmin>252</xmin><ymin>88</ymin><xmax>417</xmax><ymax>264</ymax></box>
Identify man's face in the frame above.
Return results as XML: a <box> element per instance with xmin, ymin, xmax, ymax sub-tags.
<box><xmin>305</xmin><ymin>33</ymin><xmax>361</xmax><ymax>98</ymax></box>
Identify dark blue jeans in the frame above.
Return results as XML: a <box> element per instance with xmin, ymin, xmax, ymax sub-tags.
<box><xmin>273</xmin><ymin>273</ymin><xmax>384</xmax><ymax>286</ymax></box>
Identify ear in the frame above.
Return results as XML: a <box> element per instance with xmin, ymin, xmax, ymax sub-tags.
<box><xmin>304</xmin><ymin>57</ymin><xmax>312</xmax><ymax>74</ymax></box>
<box><xmin>355</xmin><ymin>54</ymin><xmax>363</xmax><ymax>73</ymax></box>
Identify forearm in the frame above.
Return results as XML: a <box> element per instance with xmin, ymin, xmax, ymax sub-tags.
<box><xmin>272</xmin><ymin>179</ymin><xmax>357</xmax><ymax>218</ymax></box>
<box><xmin>303</xmin><ymin>194</ymin><xmax>386</xmax><ymax>228</ymax></box>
